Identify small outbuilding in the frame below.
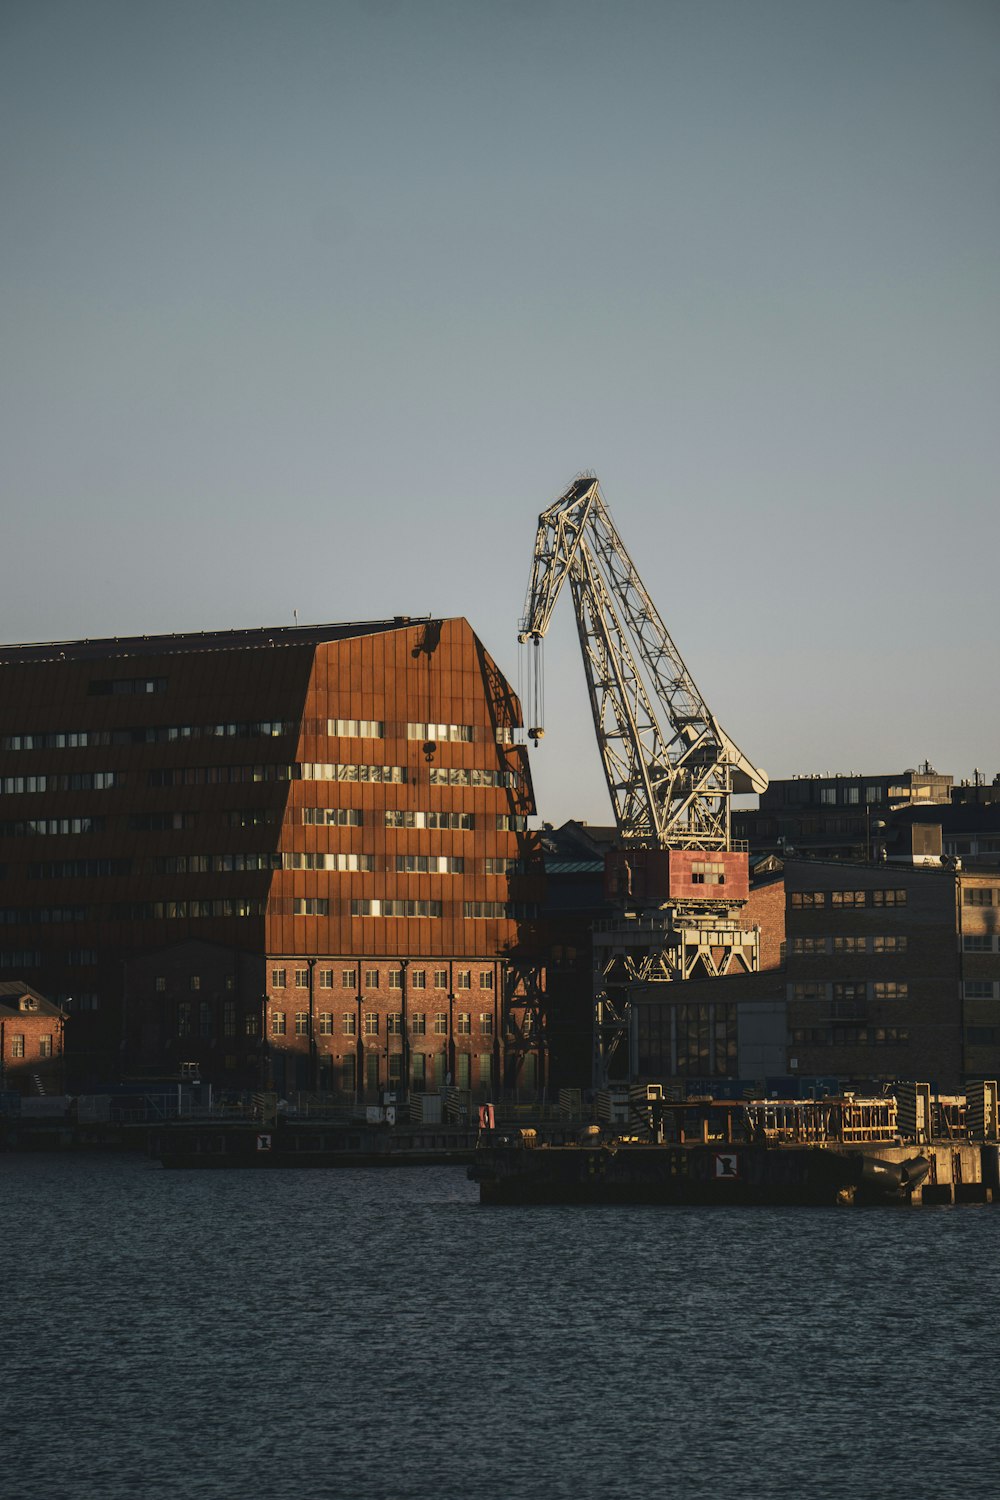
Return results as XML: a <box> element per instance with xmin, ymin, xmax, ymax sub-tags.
<box><xmin>0</xmin><ymin>983</ymin><xmax>66</xmax><ymax>1096</ymax></box>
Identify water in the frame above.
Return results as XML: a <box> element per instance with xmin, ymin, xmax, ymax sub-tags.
<box><xmin>2</xmin><ymin>1153</ymin><xmax>997</xmax><ymax>1500</ymax></box>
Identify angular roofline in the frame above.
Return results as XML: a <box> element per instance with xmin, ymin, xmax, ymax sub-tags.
<box><xmin>0</xmin><ymin>617</ymin><xmax>446</xmax><ymax>665</ymax></box>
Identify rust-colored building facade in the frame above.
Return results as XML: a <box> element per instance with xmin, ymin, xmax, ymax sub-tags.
<box><xmin>0</xmin><ymin>618</ymin><xmax>544</xmax><ymax>1094</ymax></box>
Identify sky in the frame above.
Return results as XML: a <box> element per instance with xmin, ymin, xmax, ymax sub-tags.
<box><xmin>2</xmin><ymin>0</ymin><xmax>998</xmax><ymax>826</ymax></box>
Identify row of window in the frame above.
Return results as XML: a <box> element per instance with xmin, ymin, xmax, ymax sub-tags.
<box><xmin>345</xmin><ymin>899</ymin><xmax>537</xmax><ymax>920</ymax></box>
<box><xmin>0</xmin><ymin>808</ymin><xmax>529</xmax><ymax>838</ymax></box>
<box><xmin>6</xmin><ymin>1034</ymin><xmax>56</xmax><ymax>1058</ymax></box>
<box><xmin>791</xmin><ymin>935</ymin><xmax>908</xmax><ymax>955</ymax></box>
<box><xmin>271</xmin><ymin>1011</ymin><xmax>497</xmax><ymax>1037</ymax></box>
<box><xmin>271</xmin><ymin>966</ymin><xmax>496</xmax><ymax>991</ymax></box>
<box><xmin>88</xmin><ymin>676</ymin><xmax>167</xmax><ymax>696</ymax></box>
<box><xmin>963</xmin><ymin>935</ymin><xmax>1000</xmax><ymax>952</ymax></box>
<box><xmin>2</xmin><ymin>719</ymin><xmax>292</xmax><ymax>751</ymax></box>
<box><xmin>1</xmin><ymin>718</ymin><xmax>518</xmax><ymax>751</ymax></box>
<box><xmin>791</xmin><ymin>889</ymin><xmax>907</xmax><ymax>908</ymax></box>
<box><xmin>0</xmin><ymin>899</ymin><xmax>268</xmax><ymax>924</ymax></box>
<box><xmin>790</xmin><ymin>1027</ymin><xmax>910</xmax><ymax>1047</ymax></box>
<box><xmin>1</xmin><ymin>772</ymin><xmax>122</xmax><ymax>795</ymax></box>
<box><xmin>140</xmin><ymin>764</ymin><xmax>525</xmax><ymax>790</ymax></box>
<box><xmin>964</xmin><ymin>888</ymin><xmax>1000</xmax><ymax>906</ymax></box>
<box><xmin>790</xmin><ymin>982</ymin><xmax>909</xmax><ymax>1001</ymax></box>
<box><xmin>783</xmin><ymin>781</ymin><xmax>918</xmax><ymax>807</ymax></box>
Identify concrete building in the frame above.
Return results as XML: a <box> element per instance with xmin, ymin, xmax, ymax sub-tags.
<box><xmin>0</xmin><ymin>618</ymin><xmax>545</xmax><ymax>1095</ymax></box>
<box><xmin>734</xmin><ymin>765</ymin><xmax>953</xmax><ymax>861</ymax></box>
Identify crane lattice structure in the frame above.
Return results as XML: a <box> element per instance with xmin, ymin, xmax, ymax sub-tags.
<box><xmin>520</xmin><ymin>474</ymin><xmax>768</xmax><ymax>1084</ymax></box>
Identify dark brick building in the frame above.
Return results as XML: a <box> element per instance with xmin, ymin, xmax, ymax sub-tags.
<box><xmin>783</xmin><ymin>858</ymin><xmax>1000</xmax><ymax>1092</ymax></box>
<box><xmin>0</xmin><ymin>617</ymin><xmax>544</xmax><ymax>1095</ymax></box>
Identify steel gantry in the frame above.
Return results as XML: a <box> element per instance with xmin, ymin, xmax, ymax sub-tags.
<box><xmin>519</xmin><ymin>474</ymin><xmax>768</xmax><ymax>1084</ymax></box>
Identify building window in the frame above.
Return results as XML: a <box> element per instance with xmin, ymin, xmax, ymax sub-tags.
<box><xmin>270</xmin><ymin>1011</ymin><xmax>286</xmax><ymax>1035</ymax></box>
<box><xmin>872</xmin><ymin>935</ymin><xmax>907</xmax><ymax>953</ymax></box>
<box><xmin>343</xmin><ymin>968</ymin><xmax>357</xmax><ymax>988</ymax></box>
<box><xmin>11</xmin><ymin>1034</ymin><xmax>24</xmax><ymax>1058</ymax></box>
<box><xmin>832</xmin><ymin>937</ymin><xmax>864</xmax><ymax>953</ymax></box>
<box><xmin>411</xmin><ymin>969</ymin><xmax>426</xmax><ymax>989</ymax></box>
<box><xmin>295</xmin><ymin>969</ymin><xmax>309</xmax><ymax>988</ymax></box>
<box><xmin>351</xmin><ymin>898</ymin><xmax>442</xmax><ymax>918</ymax></box>
<box><xmin>456</xmin><ymin>970</ymin><xmax>471</xmax><ymax>991</ymax></box>
<box><xmin>295</xmin><ymin>1012</ymin><xmax>309</xmax><ymax>1035</ymax></box>
<box><xmin>342</xmin><ymin>1012</ymin><xmax>356</xmax><ymax>1035</ymax></box>
<box><xmin>873</xmin><ymin>889</ymin><xmax>907</xmax><ymax>907</ymax></box>
<box><xmin>38</xmin><ymin>1035</ymin><xmax>54</xmax><ymax>1058</ymax></box>
<box><xmin>318</xmin><ymin>1012</ymin><xmax>333</xmax><ymax>1035</ymax></box>
<box><xmin>245</xmin><ymin>1015</ymin><xmax>258</xmax><ymax>1037</ymax></box>
<box><xmin>272</xmin><ymin>968</ymin><xmax>286</xmax><ymax>989</ymax></box>
<box><xmin>963</xmin><ymin>936</ymin><xmax>992</xmax><ymax>952</ymax></box>
<box><xmin>294</xmin><ymin>898</ymin><xmax>329</xmax><ymax>915</ymax></box>
<box><xmin>223</xmin><ymin>1002</ymin><xmax>237</xmax><ymax>1037</ymax></box>
<box><xmin>479</xmin><ymin>1013</ymin><xmax>494</xmax><ymax>1035</ymax></box>
<box><xmin>967</xmin><ymin>1027</ymin><xmax>999</xmax><ymax>1046</ymax></box>
<box><xmin>388</xmin><ymin>1012</ymin><xmax>403</xmax><ymax>1034</ymax></box>
<box><xmin>190</xmin><ymin>975</ymin><xmax>201</xmax><ymax>991</ymax></box>
<box><xmin>389</xmin><ymin>969</ymin><xmax>402</xmax><ymax>990</ymax></box>
<box><xmin>963</xmin><ymin>981</ymin><xmax>995</xmax><ymax>1000</ymax></box>
<box><xmin>177</xmin><ymin>1003</ymin><xmax>192</xmax><ymax>1038</ymax></box>
<box><xmin>407</xmin><ymin>721</ymin><xmax>473</xmax><ymax>742</ymax></box>
<box><xmin>964</xmin><ymin>888</ymin><xmax>996</xmax><ymax>907</ymax></box>
<box><xmin>790</xmin><ymin>892</ymin><xmax>825</xmax><ymax>908</ymax></box>
<box><xmin>434</xmin><ymin>970</ymin><xmax>447</xmax><ymax>989</ymax></box>
<box><xmin>301</xmin><ymin>806</ymin><xmax>362</xmax><ymax>826</ymax></box>
<box><xmin>395</xmin><ymin>854</ymin><xmax>464</xmax><ymax>874</ymax></box>
<box><xmin>479</xmin><ymin>971</ymin><xmax>494</xmax><ymax>990</ymax></box>
<box><xmin>794</xmin><ymin>937</ymin><xmax>828</xmax><ymax>955</ymax></box>
<box><xmin>831</xmin><ymin>891</ymin><xmax>865</xmax><ymax>908</ymax></box>
<box><xmin>365</xmin><ymin>969</ymin><xmax>379</xmax><ymax>989</ymax></box>
<box><xmin>873</xmin><ymin>982</ymin><xmax>908</xmax><ymax>1001</ymax></box>
<box><xmin>833</xmin><ymin>982</ymin><xmax>867</xmax><ymax>1002</ymax></box>
<box><xmin>456</xmin><ymin>1053</ymin><xmax>471</xmax><ymax>1088</ymax></box>
<box><xmin>411</xmin><ymin>1012</ymin><xmax>426</xmax><ymax>1034</ymax></box>
<box><xmin>434</xmin><ymin>1012</ymin><xmax>448</xmax><ymax>1034</ymax></box>
<box><xmin>319</xmin><ymin>969</ymin><xmax>333</xmax><ymax>988</ymax></box>
<box><xmin>791</xmin><ymin>983</ymin><xmax>824</xmax><ymax>1001</ymax></box>
<box><xmin>328</xmin><ymin>718</ymin><xmax>384</xmax><ymax>738</ymax></box>
<box><xmin>155</xmin><ymin>976</ymin><xmax>166</xmax><ymax>993</ymax></box>
<box><xmin>456</xmin><ymin>1012</ymin><xmax>471</xmax><ymax>1034</ymax></box>
<box><xmin>479</xmin><ymin>1053</ymin><xmax>493</xmax><ymax>1086</ymax></box>
<box><xmin>364</xmin><ymin>1012</ymin><xmax>379</xmax><ymax>1036</ymax></box>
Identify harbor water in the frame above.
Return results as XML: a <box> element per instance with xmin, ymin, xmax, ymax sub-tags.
<box><xmin>3</xmin><ymin>1153</ymin><xmax>996</xmax><ymax>1500</ymax></box>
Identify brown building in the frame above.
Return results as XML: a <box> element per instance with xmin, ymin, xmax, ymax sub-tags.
<box><xmin>735</xmin><ymin>765</ymin><xmax>953</xmax><ymax>861</ymax></box>
<box><xmin>0</xmin><ymin>982</ymin><xmax>65</xmax><ymax>1096</ymax></box>
<box><xmin>783</xmin><ymin>858</ymin><xmax>1000</xmax><ymax>1092</ymax></box>
<box><xmin>0</xmin><ymin>617</ymin><xmax>544</xmax><ymax>1096</ymax></box>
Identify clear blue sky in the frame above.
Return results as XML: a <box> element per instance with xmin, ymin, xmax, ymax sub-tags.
<box><xmin>2</xmin><ymin>0</ymin><xmax>997</xmax><ymax>824</ymax></box>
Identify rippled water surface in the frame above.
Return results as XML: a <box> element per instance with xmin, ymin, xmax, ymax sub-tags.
<box><xmin>3</xmin><ymin>1153</ymin><xmax>997</xmax><ymax>1499</ymax></box>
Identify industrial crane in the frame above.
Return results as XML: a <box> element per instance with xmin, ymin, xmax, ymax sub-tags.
<box><xmin>519</xmin><ymin>473</ymin><xmax>769</xmax><ymax>1082</ymax></box>
<box><xmin>520</xmin><ymin>472</ymin><xmax>767</xmax><ymax>852</ymax></box>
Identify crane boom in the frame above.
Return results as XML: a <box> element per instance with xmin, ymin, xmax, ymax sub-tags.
<box><xmin>520</xmin><ymin>474</ymin><xmax>767</xmax><ymax>851</ymax></box>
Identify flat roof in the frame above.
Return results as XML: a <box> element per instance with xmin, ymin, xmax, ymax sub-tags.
<box><xmin>0</xmin><ymin>617</ymin><xmax>441</xmax><ymax>665</ymax></box>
